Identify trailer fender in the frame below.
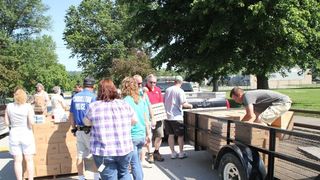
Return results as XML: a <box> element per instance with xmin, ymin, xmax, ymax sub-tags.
<box><xmin>214</xmin><ymin>144</ymin><xmax>266</xmax><ymax>179</ymax></box>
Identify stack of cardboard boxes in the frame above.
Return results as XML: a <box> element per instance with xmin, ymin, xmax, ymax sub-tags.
<box><xmin>33</xmin><ymin>95</ymin><xmax>47</xmax><ymax>115</ymax></box>
<box><xmin>24</xmin><ymin>115</ymin><xmax>78</xmax><ymax>177</ymax></box>
<box><xmin>208</xmin><ymin>119</ymin><xmax>235</xmax><ymax>156</ymax></box>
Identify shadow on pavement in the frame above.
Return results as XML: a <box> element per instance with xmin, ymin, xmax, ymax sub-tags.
<box><xmin>147</xmin><ymin>144</ymin><xmax>219</xmax><ymax>180</ymax></box>
<box><xmin>0</xmin><ymin>152</ymin><xmax>14</xmax><ymax>180</ymax></box>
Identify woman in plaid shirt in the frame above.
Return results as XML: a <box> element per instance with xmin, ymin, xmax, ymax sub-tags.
<box><xmin>84</xmin><ymin>78</ymin><xmax>137</xmax><ymax>180</ymax></box>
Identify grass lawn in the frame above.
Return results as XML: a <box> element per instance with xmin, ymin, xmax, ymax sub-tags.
<box><xmin>226</xmin><ymin>88</ymin><xmax>320</xmax><ymax>112</ymax></box>
<box><xmin>275</xmin><ymin>88</ymin><xmax>320</xmax><ymax>111</ymax></box>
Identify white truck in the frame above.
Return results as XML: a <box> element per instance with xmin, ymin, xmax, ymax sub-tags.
<box><xmin>156</xmin><ymin>80</ymin><xmax>229</xmax><ymax>109</ymax></box>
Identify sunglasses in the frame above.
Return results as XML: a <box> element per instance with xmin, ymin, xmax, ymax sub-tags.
<box><xmin>149</xmin><ymin>81</ymin><xmax>156</xmax><ymax>84</ymax></box>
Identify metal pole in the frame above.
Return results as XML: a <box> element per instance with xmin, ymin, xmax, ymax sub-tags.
<box><xmin>267</xmin><ymin>128</ymin><xmax>276</xmax><ymax>179</ymax></box>
<box><xmin>227</xmin><ymin>120</ymin><xmax>231</xmax><ymax>144</ymax></box>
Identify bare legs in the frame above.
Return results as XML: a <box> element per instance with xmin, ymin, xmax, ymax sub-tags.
<box><xmin>168</xmin><ymin>135</ymin><xmax>184</xmax><ymax>153</ymax></box>
<box><xmin>13</xmin><ymin>155</ymin><xmax>23</xmax><ymax>180</ymax></box>
<box><xmin>154</xmin><ymin>137</ymin><xmax>162</xmax><ymax>152</ymax></box>
<box><xmin>13</xmin><ymin>154</ymin><xmax>34</xmax><ymax>180</ymax></box>
<box><xmin>77</xmin><ymin>158</ymin><xmax>85</xmax><ymax>178</ymax></box>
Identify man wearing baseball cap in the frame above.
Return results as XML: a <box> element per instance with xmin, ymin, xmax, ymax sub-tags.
<box><xmin>69</xmin><ymin>77</ymin><xmax>99</xmax><ymax>180</ymax></box>
<box><xmin>164</xmin><ymin>76</ymin><xmax>193</xmax><ymax>159</ymax></box>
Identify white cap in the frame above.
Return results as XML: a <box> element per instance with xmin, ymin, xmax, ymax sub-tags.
<box><xmin>174</xmin><ymin>76</ymin><xmax>183</xmax><ymax>83</ymax></box>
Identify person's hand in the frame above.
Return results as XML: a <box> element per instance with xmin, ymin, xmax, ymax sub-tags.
<box><xmin>145</xmin><ymin>136</ymin><xmax>151</xmax><ymax>144</ymax></box>
<box><xmin>71</xmin><ymin>127</ymin><xmax>77</xmax><ymax>136</ymax></box>
<box><xmin>151</xmin><ymin>119</ymin><xmax>156</xmax><ymax>129</ymax></box>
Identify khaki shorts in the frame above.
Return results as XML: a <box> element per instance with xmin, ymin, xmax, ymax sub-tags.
<box><xmin>152</xmin><ymin>120</ymin><xmax>164</xmax><ymax>138</ymax></box>
<box><xmin>76</xmin><ymin>131</ymin><xmax>91</xmax><ymax>159</ymax></box>
<box><xmin>259</xmin><ymin>102</ymin><xmax>291</xmax><ymax>125</ymax></box>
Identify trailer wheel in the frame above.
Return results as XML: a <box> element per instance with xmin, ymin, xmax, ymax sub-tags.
<box><xmin>218</xmin><ymin>153</ymin><xmax>246</xmax><ymax>180</ymax></box>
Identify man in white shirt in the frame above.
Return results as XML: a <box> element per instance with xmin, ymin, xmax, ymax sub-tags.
<box><xmin>164</xmin><ymin>76</ymin><xmax>192</xmax><ymax>159</ymax></box>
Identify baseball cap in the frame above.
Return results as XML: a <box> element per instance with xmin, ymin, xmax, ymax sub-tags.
<box><xmin>35</xmin><ymin>83</ymin><xmax>44</xmax><ymax>88</ymax></box>
<box><xmin>174</xmin><ymin>76</ymin><xmax>183</xmax><ymax>82</ymax></box>
<box><xmin>83</xmin><ymin>77</ymin><xmax>95</xmax><ymax>86</ymax></box>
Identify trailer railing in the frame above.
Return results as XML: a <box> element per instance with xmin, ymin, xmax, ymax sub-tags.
<box><xmin>184</xmin><ymin>111</ymin><xmax>320</xmax><ymax>179</ymax></box>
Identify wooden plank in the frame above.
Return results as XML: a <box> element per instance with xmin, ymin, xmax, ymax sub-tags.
<box><xmin>297</xmin><ymin>146</ymin><xmax>320</xmax><ymax>161</ymax></box>
<box><xmin>275</xmin><ymin>159</ymin><xmax>319</xmax><ymax>179</ymax></box>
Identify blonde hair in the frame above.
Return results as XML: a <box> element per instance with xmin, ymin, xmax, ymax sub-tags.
<box><xmin>121</xmin><ymin>77</ymin><xmax>140</xmax><ymax>104</ymax></box>
<box><xmin>14</xmin><ymin>88</ymin><xmax>27</xmax><ymax>105</ymax></box>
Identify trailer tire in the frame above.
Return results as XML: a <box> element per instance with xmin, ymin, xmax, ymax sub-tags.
<box><xmin>218</xmin><ymin>152</ymin><xmax>246</xmax><ymax>180</ymax></box>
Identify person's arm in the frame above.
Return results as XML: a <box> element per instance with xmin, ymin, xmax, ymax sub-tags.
<box><xmin>159</xmin><ymin>88</ymin><xmax>164</xmax><ymax>103</ymax></box>
<box><xmin>242</xmin><ymin>104</ymin><xmax>256</xmax><ymax>123</ymax></box>
<box><xmin>83</xmin><ymin>117</ymin><xmax>92</xmax><ymax>126</ymax></box>
<box><xmin>4</xmin><ymin>108</ymin><xmax>9</xmax><ymax>127</ymax></box>
<box><xmin>60</xmin><ymin>97</ymin><xmax>67</xmax><ymax>110</ymax></box>
<box><xmin>27</xmin><ymin>105</ymin><xmax>35</xmax><ymax>129</ymax></box>
<box><xmin>148</xmin><ymin>104</ymin><xmax>156</xmax><ymax>127</ymax></box>
<box><xmin>181</xmin><ymin>91</ymin><xmax>192</xmax><ymax>109</ymax></box>
<box><xmin>131</xmin><ymin>113</ymin><xmax>137</xmax><ymax>126</ymax></box>
<box><xmin>69</xmin><ymin>112</ymin><xmax>76</xmax><ymax>129</ymax></box>
<box><xmin>182</xmin><ymin>102</ymin><xmax>193</xmax><ymax>109</ymax></box>
<box><xmin>144</xmin><ymin>112</ymin><xmax>151</xmax><ymax>143</ymax></box>
<box><xmin>45</xmin><ymin>92</ymin><xmax>50</xmax><ymax>106</ymax></box>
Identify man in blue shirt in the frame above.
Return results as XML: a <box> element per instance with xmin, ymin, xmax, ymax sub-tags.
<box><xmin>69</xmin><ymin>77</ymin><xmax>99</xmax><ymax>180</ymax></box>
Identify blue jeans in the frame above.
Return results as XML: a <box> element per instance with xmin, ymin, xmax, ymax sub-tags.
<box><xmin>131</xmin><ymin>137</ymin><xmax>145</xmax><ymax>180</ymax></box>
<box><xmin>93</xmin><ymin>151</ymin><xmax>133</xmax><ymax>180</ymax></box>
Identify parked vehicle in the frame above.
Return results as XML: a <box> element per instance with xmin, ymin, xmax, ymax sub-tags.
<box><xmin>157</xmin><ymin>80</ymin><xmax>229</xmax><ymax>109</ymax></box>
<box><xmin>0</xmin><ymin>105</ymin><xmax>9</xmax><ymax>139</ymax></box>
<box><xmin>157</xmin><ymin>81</ymin><xmax>194</xmax><ymax>92</ymax></box>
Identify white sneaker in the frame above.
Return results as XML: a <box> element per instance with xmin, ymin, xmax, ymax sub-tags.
<box><xmin>171</xmin><ymin>151</ymin><xmax>178</xmax><ymax>159</ymax></box>
<box><xmin>178</xmin><ymin>152</ymin><xmax>188</xmax><ymax>159</ymax></box>
<box><xmin>141</xmin><ymin>161</ymin><xmax>152</xmax><ymax>168</ymax></box>
<box><xmin>85</xmin><ymin>153</ymin><xmax>93</xmax><ymax>160</ymax></box>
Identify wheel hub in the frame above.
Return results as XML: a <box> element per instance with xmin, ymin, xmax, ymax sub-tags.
<box><xmin>224</xmin><ymin>162</ymin><xmax>241</xmax><ymax>180</ymax></box>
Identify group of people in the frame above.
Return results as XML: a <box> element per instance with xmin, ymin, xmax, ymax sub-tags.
<box><xmin>69</xmin><ymin>74</ymin><xmax>193</xmax><ymax>180</ymax></box>
<box><xmin>3</xmin><ymin>83</ymin><xmax>73</xmax><ymax>180</ymax></box>
<box><xmin>3</xmin><ymin>74</ymin><xmax>292</xmax><ymax>180</ymax></box>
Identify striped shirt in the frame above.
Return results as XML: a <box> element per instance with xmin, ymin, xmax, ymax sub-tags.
<box><xmin>86</xmin><ymin>99</ymin><xmax>134</xmax><ymax>156</ymax></box>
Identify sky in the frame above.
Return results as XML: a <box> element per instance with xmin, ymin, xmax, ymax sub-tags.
<box><xmin>43</xmin><ymin>0</ymin><xmax>82</xmax><ymax>72</ymax></box>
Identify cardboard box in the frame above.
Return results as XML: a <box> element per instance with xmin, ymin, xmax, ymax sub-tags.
<box><xmin>59</xmin><ymin>142</ymin><xmax>77</xmax><ymax>153</ymax></box>
<box><xmin>235</xmin><ymin>124</ymin><xmax>268</xmax><ymax>147</ymax></box>
<box><xmin>36</xmin><ymin>143</ymin><xmax>59</xmax><ymax>153</ymax></box>
<box><xmin>48</xmin><ymin>132</ymin><xmax>68</xmax><ymax>143</ymax></box>
<box><xmin>34</xmin><ymin>135</ymin><xmax>47</xmax><ymax>144</ymax></box>
<box><xmin>47</xmin><ymin>153</ymin><xmax>73</xmax><ymax>165</ymax></box>
<box><xmin>60</xmin><ymin>161</ymin><xmax>77</xmax><ymax>174</ymax></box>
<box><xmin>36</xmin><ymin>164</ymin><xmax>60</xmax><ymax>176</ymax></box>
<box><xmin>31</xmin><ymin>119</ymin><xmax>78</xmax><ymax>177</ymax></box>
<box><xmin>34</xmin><ymin>154</ymin><xmax>47</xmax><ymax>165</ymax></box>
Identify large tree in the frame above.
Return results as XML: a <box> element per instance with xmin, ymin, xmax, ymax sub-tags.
<box><xmin>64</xmin><ymin>0</ymin><xmax>146</xmax><ymax>79</ymax></box>
<box><xmin>0</xmin><ymin>0</ymin><xmax>72</xmax><ymax>95</ymax></box>
<box><xmin>111</xmin><ymin>50</ymin><xmax>155</xmax><ymax>85</ymax></box>
<box><xmin>122</xmin><ymin>0</ymin><xmax>320</xmax><ymax>89</ymax></box>
<box><xmin>0</xmin><ymin>0</ymin><xmax>50</xmax><ymax>40</ymax></box>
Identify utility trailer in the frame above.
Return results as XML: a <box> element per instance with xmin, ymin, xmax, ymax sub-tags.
<box><xmin>184</xmin><ymin>108</ymin><xmax>320</xmax><ymax>180</ymax></box>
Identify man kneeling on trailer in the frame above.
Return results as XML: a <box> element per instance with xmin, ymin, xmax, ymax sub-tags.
<box><xmin>230</xmin><ymin>87</ymin><xmax>292</xmax><ymax>125</ymax></box>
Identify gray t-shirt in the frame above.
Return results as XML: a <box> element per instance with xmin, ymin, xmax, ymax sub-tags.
<box><xmin>243</xmin><ymin>90</ymin><xmax>291</xmax><ymax>113</ymax></box>
<box><xmin>164</xmin><ymin>86</ymin><xmax>187</xmax><ymax>121</ymax></box>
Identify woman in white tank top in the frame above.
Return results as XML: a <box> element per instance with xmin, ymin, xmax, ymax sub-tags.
<box><xmin>4</xmin><ymin>88</ymin><xmax>35</xmax><ymax>180</ymax></box>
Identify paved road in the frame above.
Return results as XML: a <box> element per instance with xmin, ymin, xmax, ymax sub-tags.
<box><xmin>0</xmin><ymin>115</ymin><xmax>319</xmax><ymax>180</ymax></box>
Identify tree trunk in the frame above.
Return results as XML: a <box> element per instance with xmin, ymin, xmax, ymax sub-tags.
<box><xmin>212</xmin><ymin>79</ymin><xmax>219</xmax><ymax>92</ymax></box>
<box><xmin>256</xmin><ymin>74</ymin><xmax>269</xmax><ymax>89</ymax></box>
